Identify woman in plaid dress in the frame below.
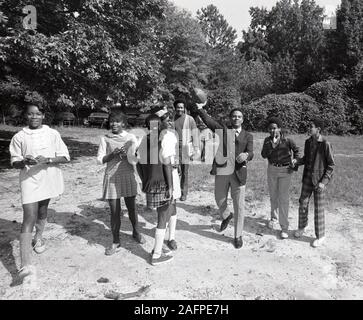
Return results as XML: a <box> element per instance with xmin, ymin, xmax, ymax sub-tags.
<box><xmin>137</xmin><ymin>110</ymin><xmax>180</xmax><ymax>266</ymax></box>
<box><xmin>97</xmin><ymin>110</ymin><xmax>145</xmax><ymax>255</ymax></box>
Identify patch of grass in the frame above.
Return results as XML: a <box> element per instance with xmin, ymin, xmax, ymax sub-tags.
<box><xmin>190</xmin><ymin>131</ymin><xmax>363</xmax><ymax>208</ymax></box>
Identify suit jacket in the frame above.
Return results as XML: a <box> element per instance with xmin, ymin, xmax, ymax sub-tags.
<box><xmin>173</xmin><ymin>114</ymin><xmax>199</xmax><ymax>160</ymax></box>
<box><xmin>196</xmin><ymin>109</ymin><xmax>254</xmax><ymax>185</ymax></box>
<box><xmin>297</xmin><ymin>136</ymin><xmax>335</xmax><ymax>186</ymax></box>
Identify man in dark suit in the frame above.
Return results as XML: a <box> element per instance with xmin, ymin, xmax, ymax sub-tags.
<box><xmin>194</xmin><ymin>96</ymin><xmax>254</xmax><ymax>249</ymax></box>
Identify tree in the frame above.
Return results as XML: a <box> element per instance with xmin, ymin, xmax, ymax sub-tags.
<box><xmin>156</xmin><ymin>3</ymin><xmax>208</xmax><ymax>104</ymax></box>
<box><xmin>238</xmin><ymin>0</ymin><xmax>327</xmax><ymax>91</ymax></box>
<box><xmin>271</xmin><ymin>53</ymin><xmax>297</xmax><ymax>93</ymax></box>
<box><xmin>204</xmin><ymin>49</ymin><xmax>242</xmax><ymax>118</ymax></box>
<box><xmin>239</xmin><ymin>58</ymin><xmax>273</xmax><ymax>103</ymax></box>
<box><xmin>197</xmin><ymin>4</ymin><xmax>237</xmax><ymax>50</ymax></box>
<box><xmin>333</xmin><ymin>0</ymin><xmax>363</xmax><ymax>75</ymax></box>
<box><xmin>0</xmin><ymin>0</ymin><xmax>167</xmax><ymax>112</ymax></box>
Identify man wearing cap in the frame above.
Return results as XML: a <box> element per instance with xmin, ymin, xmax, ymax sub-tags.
<box><xmin>193</xmin><ymin>89</ymin><xmax>254</xmax><ymax>249</ymax></box>
<box><xmin>173</xmin><ymin>99</ymin><xmax>200</xmax><ymax>201</ymax></box>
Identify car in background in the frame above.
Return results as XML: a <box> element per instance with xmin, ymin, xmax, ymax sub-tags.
<box><xmin>55</xmin><ymin>112</ymin><xmax>76</xmax><ymax>126</ymax></box>
<box><xmin>122</xmin><ymin>107</ymin><xmax>150</xmax><ymax>127</ymax></box>
<box><xmin>87</xmin><ymin>112</ymin><xmax>109</xmax><ymax>128</ymax></box>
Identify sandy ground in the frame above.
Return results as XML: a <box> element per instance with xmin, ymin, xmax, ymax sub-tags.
<box><xmin>0</xmin><ymin>156</ymin><xmax>362</xmax><ymax>300</ymax></box>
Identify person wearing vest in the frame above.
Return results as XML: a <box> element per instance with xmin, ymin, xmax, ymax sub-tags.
<box><xmin>173</xmin><ymin>99</ymin><xmax>200</xmax><ymax>201</ymax></box>
<box><xmin>137</xmin><ymin>110</ymin><xmax>180</xmax><ymax>265</ymax></box>
<box><xmin>294</xmin><ymin>118</ymin><xmax>335</xmax><ymax>248</ymax></box>
<box><xmin>195</xmin><ymin>101</ymin><xmax>254</xmax><ymax>249</ymax></box>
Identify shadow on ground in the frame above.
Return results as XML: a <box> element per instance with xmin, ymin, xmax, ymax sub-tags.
<box><xmin>48</xmin><ymin>204</ymin><xmax>152</xmax><ymax>263</ymax></box>
<box><xmin>0</xmin><ymin>218</ymin><xmax>22</xmax><ymax>287</ymax></box>
<box><xmin>167</xmin><ymin>202</ymin><xmax>313</xmax><ymax>244</ymax></box>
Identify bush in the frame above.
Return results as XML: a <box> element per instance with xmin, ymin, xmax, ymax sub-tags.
<box><xmin>305</xmin><ymin>79</ymin><xmax>354</xmax><ymax>134</ymax></box>
<box><xmin>347</xmin><ymin>99</ymin><xmax>363</xmax><ymax>134</ymax></box>
<box><xmin>204</xmin><ymin>86</ymin><xmax>241</xmax><ymax>120</ymax></box>
<box><xmin>242</xmin><ymin>92</ymin><xmax>320</xmax><ymax>133</ymax></box>
<box><xmin>0</xmin><ymin>77</ymin><xmax>25</xmax><ymax>125</ymax></box>
<box><xmin>0</xmin><ymin>77</ymin><xmax>50</xmax><ymax>126</ymax></box>
<box><xmin>242</xmin><ymin>79</ymin><xmax>361</xmax><ymax>135</ymax></box>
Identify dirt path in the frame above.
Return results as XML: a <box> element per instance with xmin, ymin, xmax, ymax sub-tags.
<box><xmin>0</xmin><ymin>157</ymin><xmax>362</xmax><ymax>300</ymax></box>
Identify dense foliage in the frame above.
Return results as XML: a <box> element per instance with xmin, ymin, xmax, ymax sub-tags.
<box><xmin>0</xmin><ymin>0</ymin><xmax>362</xmax><ymax>134</ymax></box>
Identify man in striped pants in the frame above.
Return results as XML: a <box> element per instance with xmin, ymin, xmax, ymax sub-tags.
<box><xmin>294</xmin><ymin>118</ymin><xmax>335</xmax><ymax>247</ymax></box>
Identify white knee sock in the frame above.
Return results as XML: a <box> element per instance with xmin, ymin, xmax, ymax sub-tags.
<box><xmin>168</xmin><ymin>215</ymin><xmax>177</xmax><ymax>241</ymax></box>
<box><xmin>153</xmin><ymin>228</ymin><xmax>166</xmax><ymax>258</ymax></box>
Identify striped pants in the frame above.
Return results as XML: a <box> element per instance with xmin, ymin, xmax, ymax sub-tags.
<box><xmin>298</xmin><ymin>173</ymin><xmax>325</xmax><ymax>238</ymax></box>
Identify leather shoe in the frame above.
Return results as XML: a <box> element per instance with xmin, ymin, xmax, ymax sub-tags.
<box><xmin>234</xmin><ymin>237</ymin><xmax>243</xmax><ymax>249</ymax></box>
<box><xmin>220</xmin><ymin>213</ymin><xmax>233</xmax><ymax>232</ymax></box>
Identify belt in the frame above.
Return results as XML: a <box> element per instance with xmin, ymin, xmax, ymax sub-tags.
<box><xmin>270</xmin><ymin>162</ymin><xmax>290</xmax><ymax>167</ymax></box>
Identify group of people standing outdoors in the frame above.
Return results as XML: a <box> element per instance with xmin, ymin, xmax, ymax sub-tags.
<box><xmin>8</xmin><ymin>90</ymin><xmax>335</xmax><ymax>289</ymax></box>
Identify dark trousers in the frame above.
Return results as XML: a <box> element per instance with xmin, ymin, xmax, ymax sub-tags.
<box><xmin>200</xmin><ymin>138</ymin><xmax>206</xmax><ymax>162</ymax></box>
<box><xmin>180</xmin><ymin>164</ymin><xmax>189</xmax><ymax>197</ymax></box>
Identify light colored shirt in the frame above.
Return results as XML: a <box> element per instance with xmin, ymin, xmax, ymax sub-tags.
<box><xmin>160</xmin><ymin>130</ymin><xmax>178</xmax><ymax>163</ymax></box>
<box><xmin>9</xmin><ymin>125</ymin><xmax>70</xmax><ymax>204</ymax></box>
<box><xmin>97</xmin><ymin>131</ymin><xmax>138</xmax><ymax>165</ymax></box>
<box><xmin>174</xmin><ymin>114</ymin><xmax>199</xmax><ymax>155</ymax></box>
<box><xmin>215</xmin><ymin>128</ymin><xmax>237</xmax><ymax>176</ymax></box>
<box><xmin>160</xmin><ymin>130</ymin><xmax>181</xmax><ymax>199</ymax></box>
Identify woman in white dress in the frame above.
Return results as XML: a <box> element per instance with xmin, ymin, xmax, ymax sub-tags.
<box><xmin>9</xmin><ymin>104</ymin><xmax>70</xmax><ymax>286</ymax></box>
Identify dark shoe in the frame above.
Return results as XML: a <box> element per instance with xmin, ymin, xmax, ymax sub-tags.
<box><xmin>234</xmin><ymin>237</ymin><xmax>243</xmax><ymax>249</ymax></box>
<box><xmin>220</xmin><ymin>213</ymin><xmax>233</xmax><ymax>232</ymax></box>
<box><xmin>133</xmin><ymin>232</ymin><xmax>146</xmax><ymax>244</ymax></box>
<box><xmin>151</xmin><ymin>254</ymin><xmax>174</xmax><ymax>266</ymax></box>
<box><xmin>167</xmin><ymin>239</ymin><xmax>178</xmax><ymax>251</ymax></box>
<box><xmin>180</xmin><ymin>195</ymin><xmax>187</xmax><ymax>201</ymax></box>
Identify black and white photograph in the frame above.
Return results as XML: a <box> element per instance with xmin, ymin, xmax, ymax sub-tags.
<box><xmin>0</xmin><ymin>0</ymin><xmax>362</xmax><ymax>305</ymax></box>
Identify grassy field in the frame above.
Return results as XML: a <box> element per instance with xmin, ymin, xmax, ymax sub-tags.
<box><xmin>1</xmin><ymin>124</ymin><xmax>362</xmax><ymax>208</ymax></box>
<box><xmin>189</xmin><ymin>132</ymin><xmax>363</xmax><ymax>209</ymax></box>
